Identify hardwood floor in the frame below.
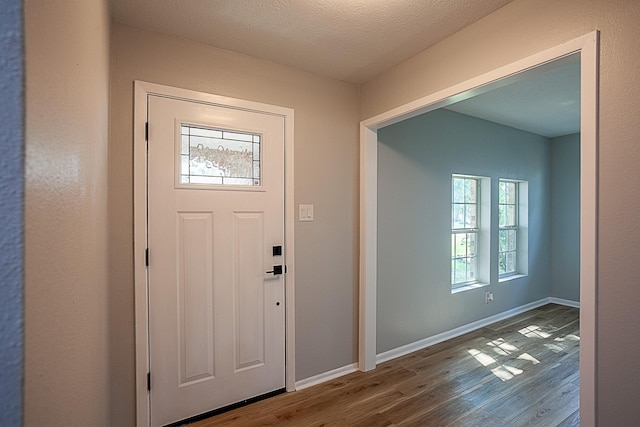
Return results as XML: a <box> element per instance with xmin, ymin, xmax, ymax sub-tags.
<box><xmin>190</xmin><ymin>304</ymin><xmax>580</xmax><ymax>427</ymax></box>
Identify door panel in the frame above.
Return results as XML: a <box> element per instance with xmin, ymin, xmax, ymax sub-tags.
<box><xmin>147</xmin><ymin>95</ymin><xmax>285</xmax><ymax>426</ymax></box>
<box><xmin>233</xmin><ymin>211</ymin><xmax>266</xmax><ymax>371</ymax></box>
<box><xmin>177</xmin><ymin>212</ymin><xmax>214</xmax><ymax>386</ymax></box>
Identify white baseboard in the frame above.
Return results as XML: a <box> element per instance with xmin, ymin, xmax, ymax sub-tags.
<box><xmin>376</xmin><ymin>298</ymin><xmax>551</xmax><ymax>365</ymax></box>
<box><xmin>293</xmin><ymin>298</ymin><xmax>579</xmax><ymax>392</ymax></box>
<box><xmin>295</xmin><ymin>363</ymin><xmax>358</xmax><ymax>391</ymax></box>
<box><xmin>549</xmin><ymin>297</ymin><xmax>580</xmax><ymax>308</ymax></box>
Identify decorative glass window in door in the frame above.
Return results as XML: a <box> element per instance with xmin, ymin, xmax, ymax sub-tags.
<box><xmin>179</xmin><ymin>124</ymin><xmax>261</xmax><ymax>186</ymax></box>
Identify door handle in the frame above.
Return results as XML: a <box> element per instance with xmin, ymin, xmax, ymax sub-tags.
<box><xmin>266</xmin><ymin>265</ymin><xmax>283</xmax><ymax>275</ymax></box>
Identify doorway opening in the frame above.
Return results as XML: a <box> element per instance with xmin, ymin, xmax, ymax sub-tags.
<box><xmin>359</xmin><ymin>31</ymin><xmax>598</xmax><ymax>425</ymax></box>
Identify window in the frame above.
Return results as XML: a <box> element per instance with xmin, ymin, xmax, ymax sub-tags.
<box><xmin>179</xmin><ymin>124</ymin><xmax>261</xmax><ymax>187</ymax></box>
<box><xmin>498</xmin><ymin>180</ymin><xmax>518</xmax><ymax>277</ymax></box>
<box><xmin>451</xmin><ymin>176</ymin><xmax>479</xmax><ymax>287</ymax></box>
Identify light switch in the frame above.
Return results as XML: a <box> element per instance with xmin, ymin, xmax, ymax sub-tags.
<box><xmin>299</xmin><ymin>204</ymin><xmax>314</xmax><ymax>221</ymax></box>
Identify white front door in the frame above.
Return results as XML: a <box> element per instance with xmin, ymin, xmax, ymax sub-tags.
<box><xmin>147</xmin><ymin>94</ymin><xmax>286</xmax><ymax>426</ymax></box>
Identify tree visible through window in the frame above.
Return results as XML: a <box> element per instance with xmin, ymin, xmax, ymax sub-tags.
<box><xmin>499</xmin><ymin>180</ymin><xmax>518</xmax><ymax>276</ymax></box>
<box><xmin>451</xmin><ymin>176</ymin><xmax>478</xmax><ymax>287</ymax></box>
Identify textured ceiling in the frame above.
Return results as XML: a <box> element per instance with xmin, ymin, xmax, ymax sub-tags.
<box><xmin>445</xmin><ymin>58</ymin><xmax>580</xmax><ymax>138</ymax></box>
<box><xmin>109</xmin><ymin>0</ymin><xmax>514</xmax><ymax>84</ymax></box>
<box><xmin>110</xmin><ymin>0</ymin><xmax>578</xmax><ymax>137</ymax></box>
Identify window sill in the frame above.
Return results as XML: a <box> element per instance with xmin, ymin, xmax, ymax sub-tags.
<box><xmin>499</xmin><ymin>274</ymin><xmax>527</xmax><ymax>283</ymax></box>
<box><xmin>452</xmin><ymin>282</ymin><xmax>489</xmax><ymax>294</ymax></box>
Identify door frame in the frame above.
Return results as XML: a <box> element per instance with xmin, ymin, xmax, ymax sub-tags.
<box><xmin>359</xmin><ymin>32</ymin><xmax>599</xmax><ymax>426</ymax></box>
<box><xmin>133</xmin><ymin>81</ymin><xmax>296</xmax><ymax>426</ymax></box>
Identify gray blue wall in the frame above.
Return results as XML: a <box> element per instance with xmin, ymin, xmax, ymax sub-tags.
<box><xmin>550</xmin><ymin>133</ymin><xmax>580</xmax><ymax>301</ymax></box>
<box><xmin>0</xmin><ymin>1</ymin><xmax>24</xmax><ymax>425</ymax></box>
<box><xmin>377</xmin><ymin>109</ymin><xmax>552</xmax><ymax>353</ymax></box>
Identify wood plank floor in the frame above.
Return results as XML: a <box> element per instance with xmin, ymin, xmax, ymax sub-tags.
<box><xmin>189</xmin><ymin>304</ymin><xmax>580</xmax><ymax>427</ymax></box>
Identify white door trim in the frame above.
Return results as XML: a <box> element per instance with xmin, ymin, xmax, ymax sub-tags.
<box><xmin>359</xmin><ymin>31</ymin><xmax>599</xmax><ymax>427</ymax></box>
<box><xmin>134</xmin><ymin>81</ymin><xmax>295</xmax><ymax>426</ymax></box>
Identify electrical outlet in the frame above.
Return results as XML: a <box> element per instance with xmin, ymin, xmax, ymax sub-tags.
<box><xmin>485</xmin><ymin>292</ymin><xmax>494</xmax><ymax>304</ymax></box>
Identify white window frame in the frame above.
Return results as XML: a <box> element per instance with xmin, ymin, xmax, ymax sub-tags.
<box><xmin>451</xmin><ymin>175</ymin><xmax>480</xmax><ymax>289</ymax></box>
<box><xmin>498</xmin><ymin>179</ymin><xmax>519</xmax><ymax>278</ymax></box>
<box><xmin>498</xmin><ymin>179</ymin><xmax>529</xmax><ymax>281</ymax></box>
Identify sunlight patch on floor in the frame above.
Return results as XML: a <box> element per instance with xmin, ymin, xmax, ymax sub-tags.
<box><xmin>563</xmin><ymin>334</ymin><xmax>580</xmax><ymax>341</ymax></box>
<box><xmin>517</xmin><ymin>352</ymin><xmax>540</xmax><ymax>365</ymax></box>
<box><xmin>544</xmin><ymin>343</ymin><xmax>565</xmax><ymax>353</ymax></box>
<box><xmin>519</xmin><ymin>325</ymin><xmax>551</xmax><ymax>339</ymax></box>
<box><xmin>466</xmin><ymin>315</ymin><xmax>579</xmax><ymax>383</ymax></box>
<box><xmin>491</xmin><ymin>364</ymin><xmax>524</xmax><ymax>381</ymax></box>
<box><xmin>468</xmin><ymin>349</ymin><xmax>496</xmax><ymax>366</ymax></box>
<box><xmin>487</xmin><ymin>338</ymin><xmax>519</xmax><ymax>356</ymax></box>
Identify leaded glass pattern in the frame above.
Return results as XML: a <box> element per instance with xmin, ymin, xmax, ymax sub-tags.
<box><xmin>180</xmin><ymin>124</ymin><xmax>261</xmax><ymax>186</ymax></box>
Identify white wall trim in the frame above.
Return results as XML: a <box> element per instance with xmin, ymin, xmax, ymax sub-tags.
<box><xmin>359</xmin><ymin>31</ymin><xmax>599</xmax><ymax>427</ymax></box>
<box><xmin>133</xmin><ymin>81</ymin><xmax>296</xmax><ymax>426</ymax></box>
<box><xmin>377</xmin><ymin>299</ymin><xmax>550</xmax><ymax>365</ymax></box>
<box><xmin>295</xmin><ymin>364</ymin><xmax>359</xmax><ymax>391</ymax></box>
<box><xmin>298</xmin><ymin>297</ymin><xmax>580</xmax><ymax>393</ymax></box>
<box><xmin>133</xmin><ymin>82</ymin><xmax>150</xmax><ymax>427</ymax></box>
<box><xmin>550</xmin><ymin>297</ymin><xmax>580</xmax><ymax>308</ymax></box>
<box><xmin>358</xmin><ymin>124</ymin><xmax>378</xmax><ymax>372</ymax></box>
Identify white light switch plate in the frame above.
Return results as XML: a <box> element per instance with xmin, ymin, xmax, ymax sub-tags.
<box><xmin>299</xmin><ymin>204</ymin><xmax>314</xmax><ymax>221</ymax></box>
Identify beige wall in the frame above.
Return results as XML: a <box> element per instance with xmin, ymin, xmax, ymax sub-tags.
<box><xmin>23</xmin><ymin>1</ymin><xmax>640</xmax><ymax>424</ymax></box>
<box><xmin>24</xmin><ymin>0</ymin><xmax>110</xmax><ymax>425</ymax></box>
<box><xmin>361</xmin><ymin>0</ymin><xmax>640</xmax><ymax>424</ymax></box>
<box><xmin>109</xmin><ymin>23</ymin><xmax>360</xmax><ymax>423</ymax></box>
